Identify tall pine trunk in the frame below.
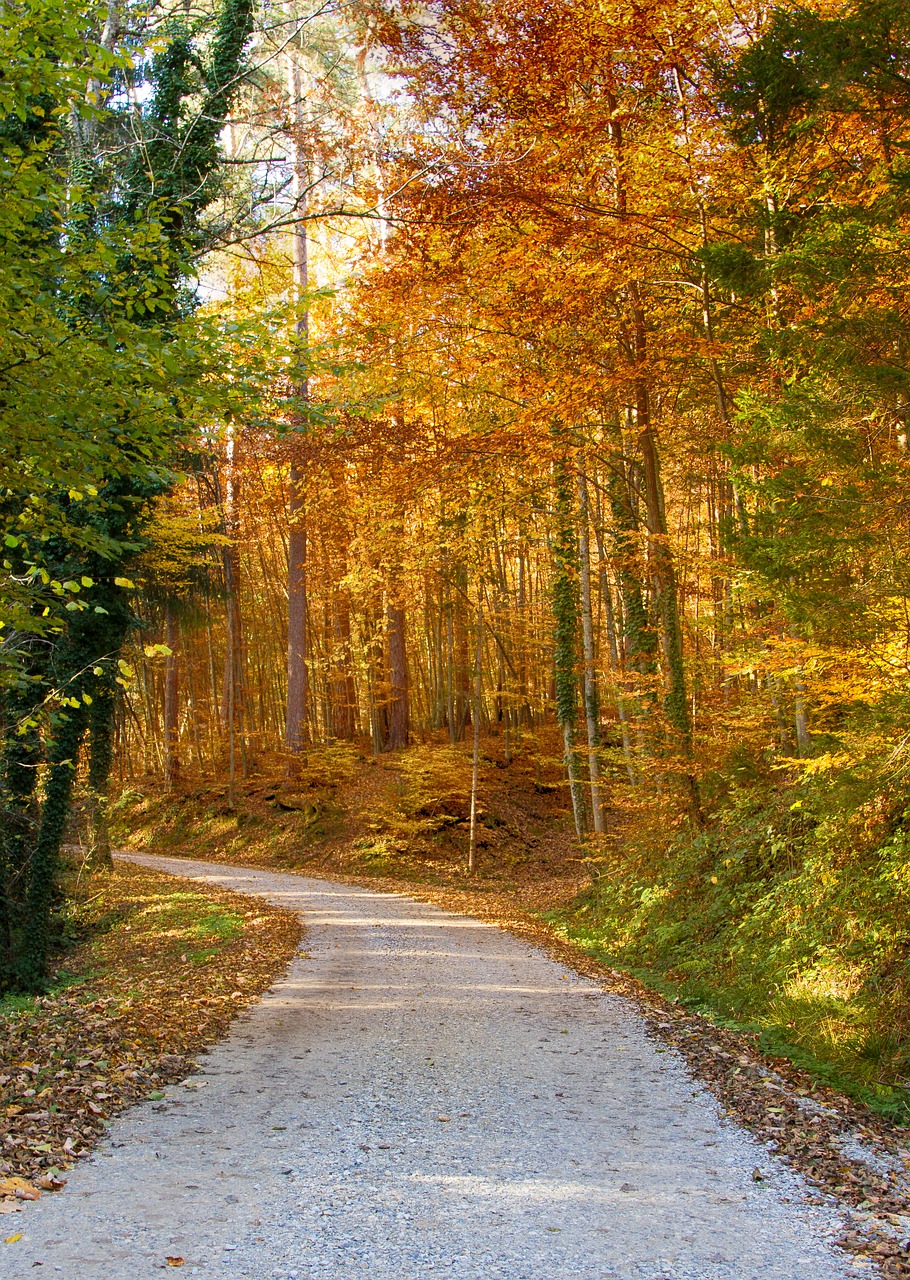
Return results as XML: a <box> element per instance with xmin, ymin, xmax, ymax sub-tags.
<box><xmin>286</xmin><ymin>48</ymin><xmax>309</xmax><ymax>757</ymax></box>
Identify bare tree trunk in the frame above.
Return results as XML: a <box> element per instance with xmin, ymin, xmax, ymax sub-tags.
<box><xmin>286</xmin><ymin>49</ymin><xmax>309</xmax><ymax>757</ymax></box>
<box><xmin>468</xmin><ymin>601</ymin><xmax>483</xmax><ymax>873</ymax></box>
<box><xmin>794</xmin><ymin>677</ymin><xmax>811</xmax><ymax>757</ymax></box>
<box><xmin>164</xmin><ymin>604</ymin><xmax>180</xmax><ymax>790</ymax></box>
<box><xmin>227</xmin><ymin>611</ymin><xmax>236</xmax><ymax>810</ymax></box>
<box><xmin>590</xmin><ymin>500</ymin><xmax>636</xmax><ymax>783</ymax></box>
<box><xmin>445</xmin><ymin>587</ymin><xmax>457</xmax><ymax>744</ymax></box>
<box><xmin>386</xmin><ymin>598</ymin><xmax>409</xmax><ymax>750</ymax></box>
<box><xmin>287</xmin><ymin>472</ymin><xmax>307</xmax><ymax>753</ymax></box>
<box><xmin>564</xmin><ymin>722</ymin><xmax>587</xmax><ymax>840</ymax></box>
<box><xmin>330</xmin><ymin>582</ymin><xmax>357</xmax><ymax>739</ymax></box>
<box><xmin>221</xmin><ymin>421</ymin><xmax>245</xmax><ymax>796</ymax></box>
<box><xmin>768</xmin><ymin>673</ymin><xmax>796</xmax><ymax>754</ymax></box>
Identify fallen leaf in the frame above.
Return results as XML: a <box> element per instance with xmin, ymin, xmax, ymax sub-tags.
<box><xmin>436</xmin><ymin>1115</ymin><xmax>451</xmax><ymax>1122</ymax></box>
<box><xmin>0</xmin><ymin>1177</ymin><xmax>39</xmax><ymax>1200</ymax></box>
<box><xmin>35</xmin><ymin>1176</ymin><xmax>66</xmax><ymax>1192</ymax></box>
<box><xmin>4</xmin><ymin>1233</ymin><xmax>22</xmax><ymax>1244</ymax></box>
<box><xmin>165</xmin><ymin>1258</ymin><xmax>185</xmax><ymax>1267</ymax></box>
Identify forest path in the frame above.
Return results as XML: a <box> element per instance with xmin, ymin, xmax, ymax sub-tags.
<box><xmin>7</xmin><ymin>854</ymin><xmax>855</xmax><ymax>1280</ymax></box>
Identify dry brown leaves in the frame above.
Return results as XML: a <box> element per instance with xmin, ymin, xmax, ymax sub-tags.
<box><xmin>0</xmin><ymin>860</ymin><xmax>301</xmax><ymax>1203</ymax></box>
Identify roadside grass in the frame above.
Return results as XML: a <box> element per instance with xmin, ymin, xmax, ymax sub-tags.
<box><xmin>0</xmin><ymin>858</ymin><xmax>302</xmax><ymax>1185</ymax></box>
<box><xmin>548</xmin><ymin>764</ymin><xmax>910</xmax><ymax>1124</ymax></box>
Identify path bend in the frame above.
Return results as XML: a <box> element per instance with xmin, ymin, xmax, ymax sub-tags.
<box><xmin>4</xmin><ymin>853</ymin><xmax>854</xmax><ymax>1280</ymax></box>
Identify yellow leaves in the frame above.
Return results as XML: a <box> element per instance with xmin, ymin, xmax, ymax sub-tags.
<box><xmin>113</xmin><ymin>576</ymin><xmax>135</xmax><ymax>589</ymax></box>
<box><xmin>772</xmin><ymin>751</ymin><xmax>854</xmax><ymax>776</ymax></box>
<box><xmin>143</xmin><ymin>644</ymin><xmax>173</xmax><ymax>659</ymax></box>
<box><xmin>0</xmin><ymin>1177</ymin><xmax>40</xmax><ymax>1201</ymax></box>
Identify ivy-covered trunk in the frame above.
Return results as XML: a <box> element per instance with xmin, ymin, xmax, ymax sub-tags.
<box><xmin>0</xmin><ymin>704</ymin><xmax>43</xmax><ymax>986</ymax></box>
<box><xmin>576</xmin><ymin>467</ymin><xmax>606</xmax><ymax>833</ymax></box>
<box><xmin>551</xmin><ymin>452</ymin><xmax>586</xmax><ymax>839</ymax></box>
<box><xmin>17</xmin><ymin>703</ymin><xmax>88</xmax><ymax>988</ymax></box>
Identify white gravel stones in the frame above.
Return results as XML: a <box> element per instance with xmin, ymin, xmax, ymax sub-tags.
<box><xmin>4</xmin><ymin>853</ymin><xmax>858</xmax><ymax>1279</ymax></box>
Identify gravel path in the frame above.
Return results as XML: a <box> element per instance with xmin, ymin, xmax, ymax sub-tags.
<box><xmin>5</xmin><ymin>854</ymin><xmax>857</xmax><ymax>1280</ymax></box>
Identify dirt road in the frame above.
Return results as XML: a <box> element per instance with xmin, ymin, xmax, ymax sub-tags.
<box><xmin>3</xmin><ymin>854</ymin><xmax>855</xmax><ymax>1279</ymax></box>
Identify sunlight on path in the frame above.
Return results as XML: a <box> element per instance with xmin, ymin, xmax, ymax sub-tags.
<box><xmin>3</xmin><ymin>854</ymin><xmax>856</xmax><ymax>1280</ymax></box>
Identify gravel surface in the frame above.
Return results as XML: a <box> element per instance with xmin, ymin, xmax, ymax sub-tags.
<box><xmin>4</xmin><ymin>854</ymin><xmax>858</xmax><ymax>1279</ymax></box>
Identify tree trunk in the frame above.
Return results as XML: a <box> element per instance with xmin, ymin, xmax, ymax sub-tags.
<box><xmin>330</xmin><ymin>584</ymin><xmax>357</xmax><ymax>739</ymax></box>
<box><xmin>794</xmin><ymin>678</ymin><xmax>811</xmax><ymax>757</ymax></box>
<box><xmin>563</xmin><ymin>721</ymin><xmax>587</xmax><ymax>840</ymax></box>
<box><xmin>0</xmin><ymin>688</ymin><xmax>43</xmax><ymax>980</ymax></box>
<box><xmin>285</xmin><ymin>49</ymin><xmax>309</xmax><ymax>757</ymax></box>
<box><xmin>286</xmin><ymin>473</ymin><xmax>307</xmax><ymax>753</ymax></box>
<box><xmin>551</xmin><ymin>448</ymin><xmax>587</xmax><ymax>837</ymax></box>
<box><xmin>468</xmin><ymin>601</ymin><xmax>483</xmax><ymax>873</ymax></box>
<box><xmin>576</xmin><ymin>468</ymin><xmax>606</xmax><ymax>832</ymax></box>
<box><xmin>590</xmin><ymin>490</ymin><xmax>636</xmax><ymax>783</ymax></box>
<box><xmin>386</xmin><ymin>599</ymin><xmax>409</xmax><ymax>750</ymax></box>
<box><xmin>86</xmin><ymin>685</ymin><xmax>116</xmax><ymax>870</ymax></box>
<box><xmin>19</xmin><ymin>705</ymin><xmax>88</xmax><ymax>988</ymax></box>
<box><xmin>628</xmin><ymin>288</ymin><xmax>701</xmax><ymax>822</ymax></box>
<box><xmin>164</xmin><ymin>603</ymin><xmax>180</xmax><ymax>789</ymax></box>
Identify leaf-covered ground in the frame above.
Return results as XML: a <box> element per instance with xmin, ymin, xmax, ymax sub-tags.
<box><xmin>0</xmin><ymin>859</ymin><xmax>302</xmax><ymax>1208</ymax></box>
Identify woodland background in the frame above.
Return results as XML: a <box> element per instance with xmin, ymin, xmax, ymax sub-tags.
<box><xmin>3</xmin><ymin>0</ymin><xmax>910</xmax><ymax>1117</ymax></box>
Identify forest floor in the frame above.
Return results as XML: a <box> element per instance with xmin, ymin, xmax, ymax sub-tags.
<box><xmin>0</xmin><ymin>859</ymin><xmax>301</xmax><ymax>1212</ymax></box>
<box><xmin>2</xmin><ymin>853</ymin><xmax>861</xmax><ymax>1279</ymax></box>
<box><xmin>107</xmin><ymin>734</ymin><xmax>910</xmax><ymax>1275</ymax></box>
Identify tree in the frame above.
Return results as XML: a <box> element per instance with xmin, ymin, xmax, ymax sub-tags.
<box><xmin>0</xmin><ymin>0</ymin><xmax>256</xmax><ymax>989</ymax></box>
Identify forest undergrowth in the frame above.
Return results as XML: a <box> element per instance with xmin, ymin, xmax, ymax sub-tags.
<box><xmin>112</xmin><ymin>730</ymin><xmax>910</xmax><ymax>1126</ymax></box>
